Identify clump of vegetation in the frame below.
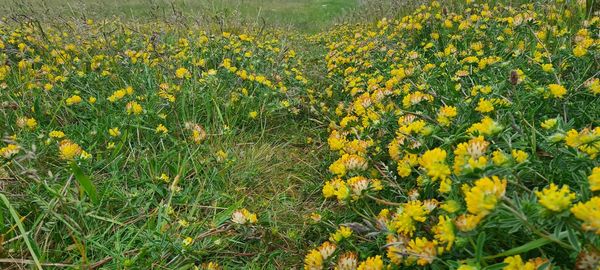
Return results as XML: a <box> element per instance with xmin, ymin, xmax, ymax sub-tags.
<box><xmin>305</xmin><ymin>1</ymin><xmax>599</xmax><ymax>269</ymax></box>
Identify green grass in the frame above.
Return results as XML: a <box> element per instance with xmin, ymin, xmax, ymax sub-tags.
<box><xmin>0</xmin><ymin>8</ymin><xmax>336</xmax><ymax>266</ymax></box>
<box><xmin>1</xmin><ymin>0</ymin><xmax>357</xmax><ymax>32</ymax></box>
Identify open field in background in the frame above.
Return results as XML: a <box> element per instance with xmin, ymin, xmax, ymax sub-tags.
<box><xmin>1</xmin><ymin>0</ymin><xmax>358</xmax><ymax>32</ymax></box>
<box><xmin>0</xmin><ymin>0</ymin><xmax>599</xmax><ymax>269</ymax></box>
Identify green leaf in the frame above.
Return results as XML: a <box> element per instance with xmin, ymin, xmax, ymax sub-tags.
<box><xmin>567</xmin><ymin>228</ymin><xmax>581</xmax><ymax>251</ymax></box>
<box><xmin>71</xmin><ymin>163</ymin><xmax>99</xmax><ymax>204</ymax></box>
<box><xmin>0</xmin><ymin>194</ymin><xmax>43</xmax><ymax>270</ymax></box>
<box><xmin>475</xmin><ymin>231</ymin><xmax>486</xmax><ymax>263</ymax></box>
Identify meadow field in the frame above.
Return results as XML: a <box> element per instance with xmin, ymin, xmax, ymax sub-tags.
<box><xmin>0</xmin><ymin>0</ymin><xmax>599</xmax><ymax>269</ymax></box>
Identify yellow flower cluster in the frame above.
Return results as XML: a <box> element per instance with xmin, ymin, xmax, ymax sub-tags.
<box><xmin>231</xmin><ymin>208</ymin><xmax>258</xmax><ymax>225</ymax></box>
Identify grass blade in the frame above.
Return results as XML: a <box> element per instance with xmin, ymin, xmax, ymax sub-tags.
<box><xmin>71</xmin><ymin>163</ymin><xmax>99</xmax><ymax>205</ymax></box>
<box><xmin>0</xmin><ymin>194</ymin><xmax>43</xmax><ymax>270</ymax></box>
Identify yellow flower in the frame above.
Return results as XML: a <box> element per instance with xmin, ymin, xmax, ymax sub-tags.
<box><xmin>155</xmin><ymin>124</ymin><xmax>168</xmax><ymax>134</ymax></box>
<box><xmin>182</xmin><ymin>236</ymin><xmax>193</xmax><ymax>246</ymax></box>
<box><xmin>215</xmin><ymin>150</ymin><xmax>228</xmax><ymax>162</ymax></box>
<box><xmin>455</xmin><ymin>214</ymin><xmax>484</xmax><ymax>232</ymax></box>
<box><xmin>109</xmin><ymin>128</ymin><xmax>121</xmax><ymax>137</ymax></box>
<box><xmin>108</xmin><ymin>89</ymin><xmax>127</xmax><ymax>102</ymax></box>
<box><xmin>80</xmin><ymin>150</ymin><xmax>91</xmax><ymax>160</ymax></box>
<box><xmin>328</xmin><ymin>130</ymin><xmax>347</xmax><ymax>151</ymax></box>
<box><xmin>535</xmin><ymin>183</ymin><xmax>576</xmax><ymax>212</ymax></box>
<box><xmin>318</xmin><ymin>241</ymin><xmax>336</xmax><ymax>260</ymax></box>
<box><xmin>66</xmin><ymin>95</ymin><xmax>82</xmax><ymax>106</ymax></box>
<box><xmin>59</xmin><ymin>140</ymin><xmax>82</xmax><ymax>161</ymax></box>
<box><xmin>511</xmin><ymin>149</ymin><xmax>528</xmax><ymax>164</ymax></box>
<box><xmin>231</xmin><ymin>208</ymin><xmax>258</xmax><ymax>224</ymax></box>
<box><xmin>159</xmin><ymin>173</ymin><xmax>170</xmax><ymax>183</ymax></box>
<box><xmin>541</xmin><ymin>63</ymin><xmax>554</xmax><ymax>73</ymax></box>
<box><xmin>357</xmin><ymin>255</ymin><xmax>383</xmax><ymax>270</ymax></box>
<box><xmin>467</xmin><ymin>117</ymin><xmax>503</xmax><ymax>136</ymax></box>
<box><xmin>406</xmin><ymin>237</ymin><xmax>437</xmax><ymax>266</ymax></box>
<box><xmin>502</xmin><ymin>255</ymin><xmax>537</xmax><ymax>270</ymax></box>
<box><xmin>202</xmin><ymin>262</ymin><xmax>221</xmax><ymax>270</ymax></box>
<box><xmin>0</xmin><ymin>144</ymin><xmax>20</xmax><ymax>159</ymax></box>
<box><xmin>336</xmin><ymin>252</ymin><xmax>358</xmax><ymax>270</ymax></box>
<box><xmin>419</xmin><ymin>148</ymin><xmax>451</xmax><ymax>181</ymax></box>
<box><xmin>323</xmin><ymin>178</ymin><xmax>350</xmax><ymax>201</ymax></box>
<box><xmin>248</xmin><ymin>111</ymin><xmax>258</xmax><ymax>119</ymax></box>
<box><xmin>391</xmin><ymin>200</ymin><xmax>429</xmax><ymax>236</ymax></box>
<box><xmin>540</xmin><ymin>118</ymin><xmax>557</xmax><ymax>129</ymax></box>
<box><xmin>548</xmin><ymin>84</ymin><xmax>567</xmax><ymax>98</ymax></box>
<box><xmin>329</xmin><ymin>154</ymin><xmax>368</xmax><ymax>176</ymax></box>
<box><xmin>329</xmin><ymin>226</ymin><xmax>352</xmax><ymax>243</ymax></box>
<box><xmin>26</xmin><ymin>118</ymin><xmax>37</xmax><ymax>130</ymax></box>
<box><xmin>175</xmin><ymin>67</ymin><xmax>190</xmax><ymax>79</ymax></box>
<box><xmin>49</xmin><ymin>130</ymin><xmax>65</xmax><ymax>139</ymax></box>
<box><xmin>434</xmin><ymin>215</ymin><xmax>455</xmax><ymax>251</ymax></box>
<box><xmin>589</xmin><ymin>167</ymin><xmax>600</xmax><ymax>192</ymax></box>
<box><xmin>475</xmin><ymin>99</ymin><xmax>494</xmax><ymax>113</ymax></box>
<box><xmin>571</xmin><ymin>197</ymin><xmax>600</xmax><ymax>234</ymax></box>
<box><xmin>436</xmin><ymin>105</ymin><xmax>457</xmax><ymax>126</ymax></box>
<box><xmin>587</xmin><ymin>78</ymin><xmax>600</xmax><ymax>95</ymax></box>
<box><xmin>304</xmin><ymin>249</ymin><xmax>323</xmax><ymax>270</ymax></box>
<box><xmin>492</xmin><ymin>150</ymin><xmax>509</xmax><ymax>166</ymax></box>
<box><xmin>463</xmin><ymin>176</ymin><xmax>507</xmax><ymax>216</ymax></box>
<box><xmin>88</xmin><ymin>97</ymin><xmax>97</xmax><ymax>104</ymax></box>
<box><xmin>309</xmin><ymin>212</ymin><xmax>322</xmax><ymax>222</ymax></box>
<box><xmin>573</xmin><ymin>46</ymin><xmax>587</xmax><ymax>57</ymax></box>
<box><xmin>126</xmin><ymin>101</ymin><xmax>143</xmax><ymax>115</ymax></box>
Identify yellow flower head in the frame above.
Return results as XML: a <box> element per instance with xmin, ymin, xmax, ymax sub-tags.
<box><xmin>182</xmin><ymin>236</ymin><xmax>193</xmax><ymax>246</ymax></box>
<box><xmin>357</xmin><ymin>255</ymin><xmax>384</xmax><ymax>270</ymax></box>
<box><xmin>329</xmin><ymin>226</ymin><xmax>352</xmax><ymax>243</ymax></box>
<box><xmin>548</xmin><ymin>84</ymin><xmax>567</xmax><ymax>98</ymax></box>
<box><xmin>406</xmin><ymin>237</ymin><xmax>437</xmax><ymax>266</ymax></box>
<box><xmin>304</xmin><ymin>249</ymin><xmax>323</xmax><ymax>270</ymax></box>
<box><xmin>467</xmin><ymin>117</ymin><xmax>503</xmax><ymax>137</ymax></box>
<box><xmin>109</xmin><ymin>128</ymin><xmax>121</xmax><ymax>137</ymax></box>
<box><xmin>231</xmin><ymin>208</ymin><xmax>257</xmax><ymax>225</ymax></box>
<box><xmin>535</xmin><ymin>183</ymin><xmax>576</xmax><ymax>212</ymax></box>
<box><xmin>502</xmin><ymin>255</ymin><xmax>538</xmax><ymax>270</ymax></box>
<box><xmin>175</xmin><ymin>67</ymin><xmax>191</xmax><ymax>79</ymax></box>
<box><xmin>571</xmin><ymin>197</ymin><xmax>600</xmax><ymax>234</ymax></box>
<box><xmin>419</xmin><ymin>148</ymin><xmax>451</xmax><ymax>181</ymax></box>
<box><xmin>336</xmin><ymin>252</ymin><xmax>358</xmax><ymax>270</ymax></box>
<box><xmin>0</xmin><ymin>144</ymin><xmax>20</xmax><ymax>159</ymax></box>
<box><xmin>475</xmin><ymin>98</ymin><xmax>494</xmax><ymax>113</ymax></box>
<box><xmin>463</xmin><ymin>176</ymin><xmax>507</xmax><ymax>216</ymax></box>
<box><xmin>434</xmin><ymin>215</ymin><xmax>455</xmax><ymax>251</ymax></box>
<box><xmin>126</xmin><ymin>101</ymin><xmax>143</xmax><ymax>115</ymax></box>
<box><xmin>49</xmin><ymin>130</ymin><xmax>66</xmax><ymax>139</ymax></box>
<box><xmin>589</xmin><ymin>167</ymin><xmax>600</xmax><ymax>192</ymax></box>
<box><xmin>511</xmin><ymin>149</ymin><xmax>528</xmax><ymax>164</ymax></box>
<box><xmin>155</xmin><ymin>124</ymin><xmax>168</xmax><ymax>134</ymax></box>
<box><xmin>248</xmin><ymin>111</ymin><xmax>258</xmax><ymax>119</ymax></box>
<box><xmin>540</xmin><ymin>118</ymin><xmax>558</xmax><ymax>129</ymax></box>
<box><xmin>59</xmin><ymin>140</ymin><xmax>82</xmax><ymax>161</ymax></box>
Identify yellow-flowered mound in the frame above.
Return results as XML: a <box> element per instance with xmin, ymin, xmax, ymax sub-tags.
<box><xmin>305</xmin><ymin>1</ymin><xmax>599</xmax><ymax>269</ymax></box>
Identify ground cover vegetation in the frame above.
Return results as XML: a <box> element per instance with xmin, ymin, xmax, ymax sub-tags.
<box><xmin>0</xmin><ymin>0</ymin><xmax>599</xmax><ymax>269</ymax></box>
